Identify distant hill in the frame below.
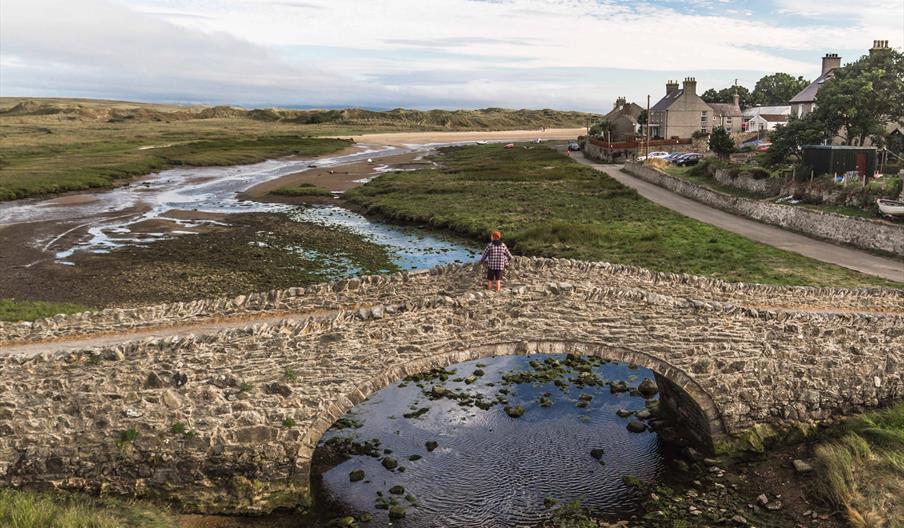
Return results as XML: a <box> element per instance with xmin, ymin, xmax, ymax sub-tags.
<box><xmin>0</xmin><ymin>98</ymin><xmax>590</xmax><ymax>130</ymax></box>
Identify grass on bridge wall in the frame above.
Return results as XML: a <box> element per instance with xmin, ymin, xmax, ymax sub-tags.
<box><xmin>346</xmin><ymin>144</ymin><xmax>900</xmax><ymax>288</ymax></box>
<box><xmin>0</xmin><ymin>488</ymin><xmax>177</xmax><ymax>528</ymax></box>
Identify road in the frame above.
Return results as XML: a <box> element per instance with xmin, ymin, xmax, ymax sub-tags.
<box><xmin>574</xmin><ymin>156</ymin><xmax>904</xmax><ymax>282</ymax></box>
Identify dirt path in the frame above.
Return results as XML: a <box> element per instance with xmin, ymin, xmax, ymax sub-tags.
<box><xmin>575</xmin><ymin>156</ymin><xmax>904</xmax><ymax>282</ymax></box>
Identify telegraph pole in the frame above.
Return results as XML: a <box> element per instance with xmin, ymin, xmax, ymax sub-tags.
<box><xmin>645</xmin><ymin>95</ymin><xmax>651</xmax><ymax>158</ymax></box>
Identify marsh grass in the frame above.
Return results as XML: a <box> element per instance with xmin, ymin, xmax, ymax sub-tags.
<box><xmin>0</xmin><ymin>488</ymin><xmax>176</xmax><ymax>528</ymax></box>
<box><xmin>0</xmin><ymin>298</ymin><xmax>88</xmax><ymax>322</ymax></box>
<box><xmin>346</xmin><ymin>144</ymin><xmax>899</xmax><ymax>287</ymax></box>
<box><xmin>271</xmin><ymin>183</ymin><xmax>334</xmax><ymax>197</ymax></box>
<box><xmin>814</xmin><ymin>404</ymin><xmax>904</xmax><ymax>528</ymax></box>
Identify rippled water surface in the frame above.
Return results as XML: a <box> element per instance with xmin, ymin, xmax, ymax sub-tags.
<box><xmin>314</xmin><ymin>355</ymin><xmax>670</xmax><ymax>527</ymax></box>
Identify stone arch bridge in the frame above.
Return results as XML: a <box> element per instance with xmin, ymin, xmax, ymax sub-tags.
<box><xmin>0</xmin><ymin>258</ymin><xmax>901</xmax><ymax>513</ymax></box>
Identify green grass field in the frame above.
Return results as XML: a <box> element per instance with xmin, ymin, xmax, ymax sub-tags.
<box><xmin>0</xmin><ymin>299</ymin><xmax>88</xmax><ymax>322</ymax></box>
<box><xmin>347</xmin><ymin>144</ymin><xmax>900</xmax><ymax>288</ymax></box>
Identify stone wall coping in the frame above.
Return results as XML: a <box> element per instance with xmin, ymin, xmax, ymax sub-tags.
<box><xmin>2</xmin><ymin>257</ymin><xmax>902</xmax><ymax>344</ymax></box>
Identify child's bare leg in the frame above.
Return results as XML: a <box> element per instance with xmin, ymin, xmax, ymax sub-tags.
<box><xmin>495</xmin><ymin>280</ymin><xmax>502</xmax><ymax>291</ymax></box>
<box><xmin>486</xmin><ymin>280</ymin><xmax>493</xmax><ymax>290</ymax></box>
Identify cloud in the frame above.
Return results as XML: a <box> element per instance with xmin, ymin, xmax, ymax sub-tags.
<box><xmin>2</xmin><ymin>0</ymin><xmax>900</xmax><ymax>110</ymax></box>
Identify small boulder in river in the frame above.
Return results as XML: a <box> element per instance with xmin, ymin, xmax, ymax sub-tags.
<box><xmin>348</xmin><ymin>469</ymin><xmax>365</xmax><ymax>482</ymax></box>
<box><xmin>616</xmin><ymin>408</ymin><xmax>633</xmax><ymax>418</ymax></box>
<box><xmin>381</xmin><ymin>457</ymin><xmax>398</xmax><ymax>470</ymax></box>
<box><xmin>590</xmin><ymin>448</ymin><xmax>605</xmax><ymax>460</ymax></box>
<box><xmin>425</xmin><ymin>440</ymin><xmax>438</xmax><ymax>452</ymax></box>
<box><xmin>389</xmin><ymin>505</ymin><xmax>406</xmax><ymax>519</ymax></box>
<box><xmin>637</xmin><ymin>378</ymin><xmax>658</xmax><ymax>398</ymax></box>
<box><xmin>504</xmin><ymin>405</ymin><xmax>525</xmax><ymax>418</ymax></box>
<box><xmin>389</xmin><ymin>485</ymin><xmax>405</xmax><ymax>495</ymax></box>
<box><xmin>627</xmin><ymin>420</ymin><xmax>647</xmax><ymax>433</ymax></box>
<box><xmin>609</xmin><ymin>381</ymin><xmax>628</xmax><ymax>393</ymax></box>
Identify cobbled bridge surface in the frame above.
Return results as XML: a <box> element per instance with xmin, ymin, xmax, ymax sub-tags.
<box><xmin>0</xmin><ymin>258</ymin><xmax>901</xmax><ymax>513</ymax></box>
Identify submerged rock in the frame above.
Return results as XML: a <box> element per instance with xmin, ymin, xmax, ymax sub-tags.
<box><xmin>389</xmin><ymin>485</ymin><xmax>405</xmax><ymax>495</ymax></box>
<box><xmin>425</xmin><ymin>440</ymin><xmax>438</xmax><ymax>452</ymax></box>
<box><xmin>349</xmin><ymin>469</ymin><xmax>365</xmax><ymax>482</ymax></box>
<box><xmin>638</xmin><ymin>378</ymin><xmax>659</xmax><ymax>398</ymax></box>
<box><xmin>590</xmin><ymin>448</ymin><xmax>605</xmax><ymax>460</ymax></box>
<box><xmin>389</xmin><ymin>505</ymin><xmax>406</xmax><ymax>519</ymax></box>
<box><xmin>626</xmin><ymin>420</ymin><xmax>647</xmax><ymax>433</ymax></box>
<box><xmin>381</xmin><ymin>457</ymin><xmax>398</xmax><ymax>470</ymax></box>
<box><xmin>504</xmin><ymin>405</ymin><xmax>525</xmax><ymax>418</ymax></box>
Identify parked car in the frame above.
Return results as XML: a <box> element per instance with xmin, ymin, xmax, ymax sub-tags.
<box><xmin>635</xmin><ymin>155</ymin><xmax>647</xmax><ymax>161</ymax></box>
<box><xmin>567</xmin><ymin>142</ymin><xmax>581</xmax><ymax>151</ymax></box>
<box><xmin>664</xmin><ymin>152</ymin><xmax>686</xmax><ymax>163</ymax></box>
<box><xmin>648</xmin><ymin>151</ymin><xmax>670</xmax><ymax>159</ymax></box>
<box><xmin>675</xmin><ymin>153</ymin><xmax>703</xmax><ymax>166</ymax></box>
<box><xmin>756</xmin><ymin>142</ymin><xmax>772</xmax><ymax>152</ymax></box>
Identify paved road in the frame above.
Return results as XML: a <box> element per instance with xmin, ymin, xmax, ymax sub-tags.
<box><xmin>574</xmin><ymin>156</ymin><xmax>904</xmax><ymax>282</ymax></box>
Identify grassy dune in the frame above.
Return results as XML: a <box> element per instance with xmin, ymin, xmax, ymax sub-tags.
<box><xmin>346</xmin><ymin>144</ymin><xmax>900</xmax><ymax>288</ymax></box>
<box><xmin>0</xmin><ymin>97</ymin><xmax>589</xmax><ymax>201</ymax></box>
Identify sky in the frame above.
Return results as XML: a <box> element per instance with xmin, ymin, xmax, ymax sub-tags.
<box><xmin>1</xmin><ymin>0</ymin><xmax>902</xmax><ymax>112</ymax></box>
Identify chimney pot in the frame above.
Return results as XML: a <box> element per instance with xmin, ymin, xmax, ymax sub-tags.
<box><xmin>822</xmin><ymin>53</ymin><xmax>841</xmax><ymax>75</ymax></box>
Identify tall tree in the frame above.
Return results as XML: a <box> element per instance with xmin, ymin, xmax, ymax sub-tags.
<box><xmin>701</xmin><ymin>86</ymin><xmax>752</xmax><ymax>108</ymax></box>
<box><xmin>763</xmin><ymin>114</ymin><xmax>827</xmax><ymax>167</ymax></box>
<box><xmin>812</xmin><ymin>48</ymin><xmax>904</xmax><ymax>146</ymax></box>
<box><xmin>588</xmin><ymin>120</ymin><xmax>615</xmax><ymax>137</ymax></box>
<box><xmin>750</xmin><ymin>73</ymin><xmax>810</xmax><ymax>106</ymax></box>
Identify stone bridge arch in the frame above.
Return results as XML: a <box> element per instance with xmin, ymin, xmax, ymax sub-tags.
<box><xmin>300</xmin><ymin>339</ymin><xmax>727</xmax><ymax>489</ymax></box>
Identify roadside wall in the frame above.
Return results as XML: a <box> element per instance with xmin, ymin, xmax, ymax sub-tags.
<box><xmin>713</xmin><ymin>169</ymin><xmax>782</xmax><ymax>195</ymax></box>
<box><xmin>624</xmin><ymin>162</ymin><xmax>904</xmax><ymax>257</ymax></box>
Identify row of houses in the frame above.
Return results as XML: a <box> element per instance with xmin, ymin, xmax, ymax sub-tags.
<box><xmin>600</xmin><ymin>39</ymin><xmax>897</xmax><ymax>142</ymax></box>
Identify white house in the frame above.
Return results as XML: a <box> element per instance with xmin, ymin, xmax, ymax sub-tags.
<box><xmin>741</xmin><ymin>105</ymin><xmax>790</xmax><ymax>131</ymax></box>
<box><xmin>746</xmin><ymin>114</ymin><xmax>789</xmax><ymax>132</ymax></box>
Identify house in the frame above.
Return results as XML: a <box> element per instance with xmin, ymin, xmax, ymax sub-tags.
<box><xmin>742</xmin><ymin>105</ymin><xmax>790</xmax><ymax>131</ymax></box>
<box><xmin>602</xmin><ymin>97</ymin><xmax>643</xmax><ymax>141</ymax></box>
<box><xmin>649</xmin><ymin>78</ymin><xmax>714</xmax><ymax>139</ymax></box>
<box><xmin>790</xmin><ymin>40</ymin><xmax>892</xmax><ymax>118</ymax></box>
<box><xmin>708</xmin><ymin>95</ymin><xmax>743</xmax><ymax>134</ymax></box>
<box><xmin>746</xmin><ymin>114</ymin><xmax>789</xmax><ymax>132</ymax></box>
<box><xmin>790</xmin><ymin>53</ymin><xmax>842</xmax><ymax>117</ymax></box>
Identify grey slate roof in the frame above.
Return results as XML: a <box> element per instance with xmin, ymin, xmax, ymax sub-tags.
<box><xmin>605</xmin><ymin>102</ymin><xmax>644</xmax><ymax>120</ymax></box>
<box><xmin>708</xmin><ymin>102</ymin><xmax>742</xmax><ymax>117</ymax></box>
<box><xmin>759</xmin><ymin>114</ymin><xmax>787</xmax><ymax>122</ymax></box>
<box><xmin>651</xmin><ymin>90</ymin><xmax>684</xmax><ymax>111</ymax></box>
<box><xmin>790</xmin><ymin>71</ymin><xmax>832</xmax><ymax>104</ymax></box>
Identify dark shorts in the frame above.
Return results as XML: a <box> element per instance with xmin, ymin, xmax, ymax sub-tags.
<box><xmin>486</xmin><ymin>269</ymin><xmax>503</xmax><ymax>281</ymax></box>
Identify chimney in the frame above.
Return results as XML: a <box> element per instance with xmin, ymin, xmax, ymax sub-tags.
<box><xmin>666</xmin><ymin>80</ymin><xmax>679</xmax><ymax>95</ymax></box>
<box><xmin>870</xmin><ymin>39</ymin><xmax>890</xmax><ymax>57</ymax></box>
<box><xmin>822</xmin><ymin>53</ymin><xmax>841</xmax><ymax>75</ymax></box>
<box><xmin>733</xmin><ymin>92</ymin><xmax>740</xmax><ymax>108</ymax></box>
<box><xmin>682</xmin><ymin>77</ymin><xmax>697</xmax><ymax>95</ymax></box>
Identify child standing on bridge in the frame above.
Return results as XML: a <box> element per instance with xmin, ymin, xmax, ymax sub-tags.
<box><xmin>480</xmin><ymin>230</ymin><xmax>513</xmax><ymax>292</ymax></box>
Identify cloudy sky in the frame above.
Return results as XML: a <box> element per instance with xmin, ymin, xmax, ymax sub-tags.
<box><xmin>1</xmin><ymin>0</ymin><xmax>902</xmax><ymax>111</ymax></box>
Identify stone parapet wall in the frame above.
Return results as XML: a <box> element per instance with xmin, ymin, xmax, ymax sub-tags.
<box><xmin>624</xmin><ymin>162</ymin><xmax>904</xmax><ymax>257</ymax></box>
<box><xmin>1</xmin><ymin>259</ymin><xmax>902</xmax><ymax>514</ymax></box>
<box><xmin>4</xmin><ymin>258</ymin><xmax>903</xmax><ymax>344</ymax></box>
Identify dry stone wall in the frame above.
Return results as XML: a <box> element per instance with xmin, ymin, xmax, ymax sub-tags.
<box><xmin>1</xmin><ymin>258</ymin><xmax>902</xmax><ymax>514</ymax></box>
<box><xmin>624</xmin><ymin>162</ymin><xmax>904</xmax><ymax>257</ymax></box>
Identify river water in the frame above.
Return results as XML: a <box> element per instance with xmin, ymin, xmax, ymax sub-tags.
<box><xmin>0</xmin><ymin>144</ymin><xmax>479</xmax><ymax>269</ymax></box>
<box><xmin>312</xmin><ymin>355</ymin><xmax>676</xmax><ymax>527</ymax></box>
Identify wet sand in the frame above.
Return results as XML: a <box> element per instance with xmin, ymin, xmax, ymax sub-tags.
<box><xmin>238</xmin><ymin>151</ymin><xmax>427</xmax><ymax>200</ymax></box>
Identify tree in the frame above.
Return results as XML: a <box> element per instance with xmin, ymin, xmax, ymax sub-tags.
<box><xmin>708</xmin><ymin>127</ymin><xmax>735</xmax><ymax>159</ymax></box>
<box><xmin>588</xmin><ymin>120</ymin><xmax>614</xmax><ymax>138</ymax></box>
<box><xmin>811</xmin><ymin>48</ymin><xmax>904</xmax><ymax>146</ymax></box>
<box><xmin>750</xmin><ymin>73</ymin><xmax>810</xmax><ymax>106</ymax></box>
<box><xmin>701</xmin><ymin>85</ymin><xmax>752</xmax><ymax>108</ymax></box>
<box><xmin>763</xmin><ymin>114</ymin><xmax>827</xmax><ymax>167</ymax></box>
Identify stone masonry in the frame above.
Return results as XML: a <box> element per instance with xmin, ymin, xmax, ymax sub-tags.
<box><xmin>0</xmin><ymin>258</ymin><xmax>902</xmax><ymax>513</ymax></box>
